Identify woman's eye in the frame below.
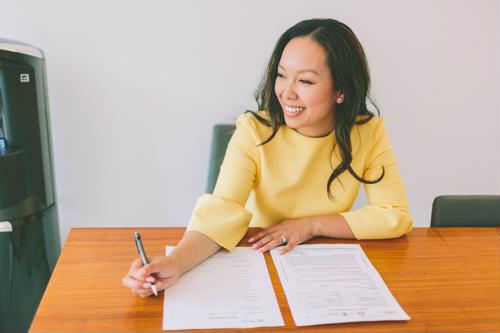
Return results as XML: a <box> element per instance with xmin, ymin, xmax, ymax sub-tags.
<box><xmin>277</xmin><ymin>73</ymin><xmax>285</xmax><ymax>78</ymax></box>
<box><xmin>299</xmin><ymin>79</ymin><xmax>313</xmax><ymax>85</ymax></box>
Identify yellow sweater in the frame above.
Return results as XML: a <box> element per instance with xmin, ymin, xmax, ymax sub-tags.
<box><xmin>187</xmin><ymin>112</ymin><xmax>412</xmax><ymax>250</ymax></box>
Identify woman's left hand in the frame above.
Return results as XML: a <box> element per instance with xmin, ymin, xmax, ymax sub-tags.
<box><xmin>248</xmin><ymin>218</ymin><xmax>317</xmax><ymax>255</ymax></box>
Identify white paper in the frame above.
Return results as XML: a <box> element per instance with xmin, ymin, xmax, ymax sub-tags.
<box><xmin>163</xmin><ymin>246</ymin><xmax>284</xmax><ymax>330</ymax></box>
<box><xmin>271</xmin><ymin>244</ymin><xmax>410</xmax><ymax>326</ymax></box>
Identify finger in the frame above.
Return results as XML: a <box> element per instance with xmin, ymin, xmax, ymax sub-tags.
<box><xmin>130</xmin><ymin>266</ymin><xmax>148</xmax><ymax>281</ymax></box>
<box><xmin>129</xmin><ymin>258</ymin><xmax>144</xmax><ymax>274</ymax></box>
<box><xmin>279</xmin><ymin>242</ymin><xmax>295</xmax><ymax>255</ymax></box>
<box><xmin>251</xmin><ymin>234</ymin><xmax>275</xmax><ymax>249</ymax></box>
<box><xmin>142</xmin><ymin>282</ymin><xmax>153</xmax><ymax>289</ymax></box>
<box><xmin>252</xmin><ymin>233</ymin><xmax>272</xmax><ymax>249</ymax></box>
<box><xmin>132</xmin><ymin>287</ymin><xmax>153</xmax><ymax>297</ymax></box>
<box><xmin>138</xmin><ymin>256</ymin><xmax>165</xmax><ymax>276</ymax></box>
<box><xmin>129</xmin><ymin>258</ymin><xmax>148</xmax><ymax>281</ymax></box>
<box><xmin>122</xmin><ymin>275</ymin><xmax>146</xmax><ymax>289</ymax></box>
<box><xmin>248</xmin><ymin>229</ymin><xmax>269</xmax><ymax>243</ymax></box>
<box><xmin>258</xmin><ymin>236</ymin><xmax>284</xmax><ymax>253</ymax></box>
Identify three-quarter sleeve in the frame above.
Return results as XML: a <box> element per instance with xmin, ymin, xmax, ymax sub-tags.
<box><xmin>340</xmin><ymin>119</ymin><xmax>413</xmax><ymax>239</ymax></box>
<box><xmin>186</xmin><ymin>114</ymin><xmax>258</xmax><ymax>250</ymax></box>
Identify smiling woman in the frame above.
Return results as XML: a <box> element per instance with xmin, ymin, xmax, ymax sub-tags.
<box><xmin>276</xmin><ymin>37</ymin><xmax>337</xmax><ymax>137</ymax></box>
<box><xmin>249</xmin><ymin>19</ymin><xmax>383</xmax><ymax>198</ymax></box>
<box><xmin>122</xmin><ymin>18</ymin><xmax>413</xmax><ymax>298</ymax></box>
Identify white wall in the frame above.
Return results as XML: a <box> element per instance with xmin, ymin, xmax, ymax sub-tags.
<box><xmin>1</xmin><ymin>0</ymin><xmax>498</xmax><ymax>243</ymax></box>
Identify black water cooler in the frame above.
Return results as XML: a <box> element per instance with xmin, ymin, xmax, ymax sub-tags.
<box><xmin>0</xmin><ymin>39</ymin><xmax>61</xmax><ymax>332</ymax></box>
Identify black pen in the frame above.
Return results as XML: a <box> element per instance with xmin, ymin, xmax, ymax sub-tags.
<box><xmin>134</xmin><ymin>231</ymin><xmax>158</xmax><ymax>296</ymax></box>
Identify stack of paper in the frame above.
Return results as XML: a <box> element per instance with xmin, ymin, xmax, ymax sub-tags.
<box><xmin>270</xmin><ymin>244</ymin><xmax>410</xmax><ymax>326</ymax></box>
<box><xmin>162</xmin><ymin>246</ymin><xmax>284</xmax><ymax>330</ymax></box>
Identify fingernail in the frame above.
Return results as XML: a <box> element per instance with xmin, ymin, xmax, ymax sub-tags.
<box><xmin>146</xmin><ymin>276</ymin><xmax>155</xmax><ymax>283</ymax></box>
<box><xmin>258</xmin><ymin>247</ymin><xmax>265</xmax><ymax>253</ymax></box>
<box><xmin>249</xmin><ymin>237</ymin><xmax>254</xmax><ymax>242</ymax></box>
<box><xmin>251</xmin><ymin>244</ymin><xmax>257</xmax><ymax>249</ymax></box>
<box><xmin>143</xmin><ymin>283</ymin><xmax>151</xmax><ymax>288</ymax></box>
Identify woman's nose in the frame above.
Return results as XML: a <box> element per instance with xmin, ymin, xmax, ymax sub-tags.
<box><xmin>283</xmin><ymin>83</ymin><xmax>298</xmax><ymax>100</ymax></box>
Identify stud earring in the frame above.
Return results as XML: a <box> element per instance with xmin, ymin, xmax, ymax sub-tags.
<box><xmin>337</xmin><ymin>98</ymin><xmax>343</xmax><ymax>103</ymax></box>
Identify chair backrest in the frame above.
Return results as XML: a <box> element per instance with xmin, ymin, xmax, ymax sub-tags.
<box><xmin>206</xmin><ymin>124</ymin><xmax>236</xmax><ymax>193</ymax></box>
<box><xmin>430</xmin><ymin>195</ymin><xmax>500</xmax><ymax>227</ymax></box>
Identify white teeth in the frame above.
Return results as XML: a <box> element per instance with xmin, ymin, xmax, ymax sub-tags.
<box><xmin>284</xmin><ymin>105</ymin><xmax>305</xmax><ymax>113</ymax></box>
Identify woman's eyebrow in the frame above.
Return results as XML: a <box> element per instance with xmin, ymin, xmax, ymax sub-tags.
<box><xmin>278</xmin><ymin>64</ymin><xmax>319</xmax><ymax>76</ymax></box>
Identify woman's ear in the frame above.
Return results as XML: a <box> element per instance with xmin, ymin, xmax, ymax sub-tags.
<box><xmin>336</xmin><ymin>92</ymin><xmax>345</xmax><ymax>104</ymax></box>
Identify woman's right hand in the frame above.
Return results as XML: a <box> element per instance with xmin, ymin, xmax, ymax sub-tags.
<box><xmin>122</xmin><ymin>256</ymin><xmax>181</xmax><ymax>297</ymax></box>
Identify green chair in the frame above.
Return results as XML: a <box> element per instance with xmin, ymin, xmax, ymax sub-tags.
<box><xmin>430</xmin><ymin>195</ymin><xmax>500</xmax><ymax>227</ymax></box>
<box><xmin>206</xmin><ymin>124</ymin><xmax>236</xmax><ymax>193</ymax></box>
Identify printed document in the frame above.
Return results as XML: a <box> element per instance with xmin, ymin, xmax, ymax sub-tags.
<box><xmin>271</xmin><ymin>244</ymin><xmax>410</xmax><ymax>326</ymax></box>
<box><xmin>163</xmin><ymin>246</ymin><xmax>284</xmax><ymax>330</ymax></box>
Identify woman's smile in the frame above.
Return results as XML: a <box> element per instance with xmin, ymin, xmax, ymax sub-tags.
<box><xmin>283</xmin><ymin>104</ymin><xmax>306</xmax><ymax>117</ymax></box>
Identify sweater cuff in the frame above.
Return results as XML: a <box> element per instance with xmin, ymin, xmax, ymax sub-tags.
<box><xmin>186</xmin><ymin>194</ymin><xmax>252</xmax><ymax>251</ymax></box>
<box><xmin>340</xmin><ymin>205</ymin><xmax>413</xmax><ymax>240</ymax></box>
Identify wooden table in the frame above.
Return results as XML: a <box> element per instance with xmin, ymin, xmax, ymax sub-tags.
<box><xmin>30</xmin><ymin>227</ymin><xmax>500</xmax><ymax>332</ymax></box>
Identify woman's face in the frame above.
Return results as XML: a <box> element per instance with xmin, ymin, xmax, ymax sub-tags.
<box><xmin>275</xmin><ymin>36</ymin><xmax>341</xmax><ymax>137</ymax></box>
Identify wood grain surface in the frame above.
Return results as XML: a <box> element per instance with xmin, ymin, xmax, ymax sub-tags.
<box><xmin>30</xmin><ymin>227</ymin><xmax>500</xmax><ymax>332</ymax></box>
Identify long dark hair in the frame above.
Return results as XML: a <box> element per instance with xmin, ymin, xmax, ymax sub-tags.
<box><xmin>247</xmin><ymin>18</ymin><xmax>384</xmax><ymax>199</ymax></box>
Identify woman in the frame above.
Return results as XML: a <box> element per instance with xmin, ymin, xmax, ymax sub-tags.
<box><xmin>122</xmin><ymin>18</ymin><xmax>412</xmax><ymax>297</ymax></box>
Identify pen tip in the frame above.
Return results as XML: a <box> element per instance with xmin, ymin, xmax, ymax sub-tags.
<box><xmin>152</xmin><ymin>285</ymin><xmax>158</xmax><ymax>296</ymax></box>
